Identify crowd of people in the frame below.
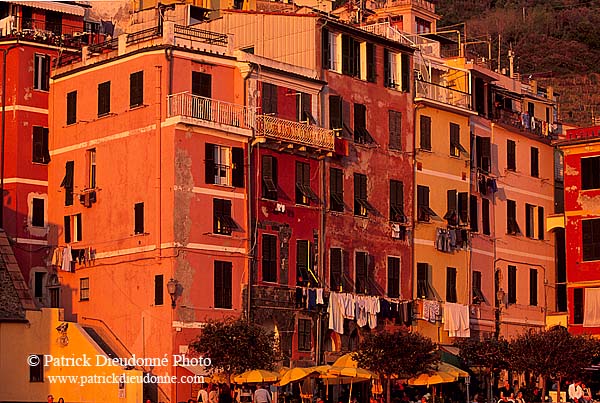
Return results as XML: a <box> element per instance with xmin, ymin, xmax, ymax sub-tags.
<box><xmin>568</xmin><ymin>380</ymin><xmax>594</xmax><ymax>403</ymax></box>
<box><xmin>189</xmin><ymin>383</ymin><xmax>273</xmax><ymax>403</ymax></box>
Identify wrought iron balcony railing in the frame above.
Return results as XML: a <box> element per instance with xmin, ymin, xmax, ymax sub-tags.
<box><xmin>167</xmin><ymin>92</ymin><xmax>254</xmax><ymax>130</ymax></box>
<box><xmin>415</xmin><ymin>79</ymin><xmax>472</xmax><ymax>110</ymax></box>
<box><xmin>256</xmin><ymin>115</ymin><xmax>335</xmax><ymax>151</ymax></box>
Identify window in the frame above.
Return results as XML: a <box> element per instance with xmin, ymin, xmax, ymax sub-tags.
<box><xmin>80</xmin><ymin>277</ymin><xmax>90</xmax><ymax>301</ymax></box>
<box><xmin>390</xmin><ymin>180</ymin><xmax>405</xmax><ymax>223</ymax></box>
<box><xmin>470</xmin><ymin>195</ymin><xmax>478</xmax><ymax>232</ymax></box>
<box><xmin>384</xmin><ymin>49</ymin><xmax>399</xmax><ymax>89</ymax></box>
<box><xmin>32</xmin><ymin>198</ymin><xmax>44</xmax><ymax>228</ymax></box>
<box><xmin>296</xmin><ymin>92</ymin><xmax>315</xmax><ymax>124</ymax></box>
<box><xmin>530</xmin><ymin>268</ymin><xmax>538</xmax><ymax>306</ymax></box>
<box><xmin>322</xmin><ymin>29</ymin><xmax>338</xmax><ymax>71</ymax></box>
<box><xmin>538</xmin><ymin>206</ymin><xmax>544</xmax><ymax>240</ymax></box>
<box><xmin>213</xmin><ymin>198</ymin><xmax>235</xmax><ymax>235</ymax></box>
<box><xmin>420</xmin><ymin>115</ymin><xmax>431</xmax><ymax>151</ymax></box>
<box><xmin>97</xmin><ymin>81</ymin><xmax>111</xmax><ymax>116</ymax></box>
<box><xmin>508</xmin><ymin>265</ymin><xmax>517</xmax><ymax>304</ymax></box>
<box><xmin>29</xmin><ymin>354</ymin><xmax>43</xmax><ymax>382</ymax></box>
<box><xmin>446</xmin><ymin>267</ymin><xmax>457</xmax><ymax>303</ymax></box>
<box><xmin>507</xmin><ymin>199</ymin><xmax>520</xmax><ymax>235</ymax></box>
<box><xmin>507</xmin><ymin>139</ymin><xmax>516</xmax><ymax>171</ymax></box>
<box><xmin>154</xmin><ymin>275</ymin><xmax>164</xmax><ymax>306</ymax></box>
<box><xmin>60</xmin><ymin>161</ymin><xmax>74</xmax><ymax>206</ymax></box>
<box><xmin>353</xmin><ymin>103</ymin><xmax>373</xmax><ymax>144</ymax></box>
<box><xmin>476</xmin><ymin>136</ymin><xmax>491</xmax><ymax>172</ymax></box>
<box><xmin>449</xmin><ymin>123</ymin><xmax>465</xmax><ymax>157</ymax></box>
<box><xmin>387</xmin><ymin>256</ymin><xmax>400</xmax><ymax>298</ymax></box>
<box><xmin>129</xmin><ymin>71</ymin><xmax>144</xmax><ymax>108</ymax></box>
<box><xmin>472</xmin><ymin>271</ymin><xmax>486</xmax><ymax>304</ymax></box>
<box><xmin>34</xmin><ymin>272</ymin><xmax>45</xmax><ymax>299</ymax></box>
<box><xmin>401</xmin><ymin>53</ymin><xmax>410</xmax><ymax>92</ymax></box>
<box><xmin>389</xmin><ymin>110</ymin><xmax>402</xmax><ymax>150</ymax></box>
<box><xmin>531</xmin><ymin>147</ymin><xmax>539</xmax><ymax>177</ymax></box>
<box><xmin>262</xmin><ymin>82</ymin><xmax>278</xmax><ymax>115</ymax></box>
<box><xmin>67</xmin><ymin>91</ymin><xmax>77</xmax><ymax>125</ymax></box>
<box><xmin>32</xmin><ymin>127</ymin><xmax>49</xmax><ymax>164</ymax></box>
<box><xmin>87</xmin><ymin>149</ymin><xmax>96</xmax><ymax>189</ymax></box>
<box><xmin>297</xmin><ymin>318</ymin><xmax>312</xmax><ymax>351</ymax></box>
<box><xmin>354</xmin><ymin>173</ymin><xmax>375</xmax><ymax>217</ymax></box>
<box><xmin>366</xmin><ymin>43</ymin><xmax>376</xmax><ymax>82</ymax></box>
<box><xmin>341</xmin><ymin>34</ymin><xmax>360</xmax><ymax>77</ymax></box>
<box><xmin>482</xmin><ymin>198</ymin><xmax>490</xmax><ymax>235</ymax></box>
<box><xmin>134</xmin><ymin>202</ymin><xmax>144</xmax><ymax>234</ymax></box>
<box><xmin>297</xmin><ymin>240</ymin><xmax>312</xmax><ymax>285</ymax></box>
<box><xmin>205</xmin><ymin>144</ymin><xmax>242</xmax><ymax>187</ymax></box>
<box><xmin>214</xmin><ymin>261</ymin><xmax>232</xmax><ymax>309</ymax></box>
<box><xmin>416</xmin><ymin>17</ymin><xmax>431</xmax><ymax>33</ymax></box>
<box><xmin>296</xmin><ymin>162</ymin><xmax>318</xmax><ymax>205</ymax></box>
<box><xmin>355</xmin><ymin>251</ymin><xmax>368</xmax><ymax>294</ymax></box>
<box><xmin>417</xmin><ymin>185</ymin><xmax>438</xmax><ymax>222</ymax></box>
<box><xmin>64</xmin><ymin>213</ymin><xmax>82</xmax><ymax>243</ymax></box>
<box><xmin>581</xmin><ymin>156</ymin><xmax>600</xmax><ymax>190</ymax></box>
<box><xmin>33</xmin><ymin>54</ymin><xmax>50</xmax><ymax>91</ymax></box>
<box><xmin>329</xmin><ymin>95</ymin><xmax>342</xmax><ymax>130</ymax></box>
<box><xmin>192</xmin><ymin>71</ymin><xmax>211</xmax><ymax>98</ymax></box>
<box><xmin>526</xmin><ymin>203</ymin><xmax>535</xmax><ymax>238</ymax></box>
<box><xmin>262</xmin><ymin>234</ymin><xmax>277</xmax><ymax>283</ymax></box>
<box><xmin>330</xmin><ymin>168</ymin><xmax>344</xmax><ymax>212</ymax></box>
<box><xmin>445</xmin><ymin>190</ymin><xmax>468</xmax><ymax>226</ymax></box>
<box><xmin>417</xmin><ymin>262</ymin><xmax>437</xmax><ymax>299</ymax></box>
<box><xmin>261</xmin><ymin>155</ymin><xmax>277</xmax><ymax>200</ymax></box>
<box><xmin>582</xmin><ymin>218</ymin><xmax>600</xmax><ymax>261</ymax></box>
<box><xmin>574</xmin><ymin>288</ymin><xmax>584</xmax><ymax>324</ymax></box>
<box><xmin>330</xmin><ymin>248</ymin><xmax>342</xmax><ymax>291</ymax></box>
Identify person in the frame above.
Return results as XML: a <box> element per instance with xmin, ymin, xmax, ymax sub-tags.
<box><xmin>515</xmin><ymin>392</ymin><xmax>525</xmax><ymax>403</ymax></box>
<box><xmin>238</xmin><ymin>385</ymin><xmax>252</xmax><ymax>403</ymax></box>
<box><xmin>500</xmin><ymin>381</ymin><xmax>514</xmax><ymax>402</ymax></box>
<box><xmin>48</xmin><ymin>396</ymin><xmax>54</xmax><ymax>403</ymax></box>
<box><xmin>209</xmin><ymin>384</ymin><xmax>220</xmax><ymax>403</ymax></box>
<box><xmin>58</xmin><ymin>399</ymin><xmax>65</xmax><ymax>403</ymax></box>
<box><xmin>581</xmin><ymin>384</ymin><xmax>592</xmax><ymax>403</ymax></box>
<box><xmin>514</xmin><ymin>381</ymin><xmax>521</xmax><ymax>396</ymax></box>
<box><xmin>254</xmin><ymin>384</ymin><xmax>272</xmax><ymax>403</ymax></box>
<box><xmin>220</xmin><ymin>384</ymin><xmax>233</xmax><ymax>403</ymax></box>
<box><xmin>569</xmin><ymin>381</ymin><xmax>584</xmax><ymax>403</ymax></box>
<box><xmin>198</xmin><ymin>384</ymin><xmax>209</xmax><ymax>403</ymax></box>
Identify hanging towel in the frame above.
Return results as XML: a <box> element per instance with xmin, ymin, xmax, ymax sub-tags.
<box><xmin>308</xmin><ymin>289</ymin><xmax>317</xmax><ymax>311</ymax></box>
<box><xmin>61</xmin><ymin>244</ymin><xmax>72</xmax><ymax>272</ymax></box>
<box><xmin>584</xmin><ymin>288</ymin><xmax>600</xmax><ymax>327</ymax></box>
<box><xmin>328</xmin><ymin>292</ymin><xmax>344</xmax><ymax>334</ymax></box>
<box><xmin>316</xmin><ymin>288</ymin><xmax>324</xmax><ymax>305</ymax></box>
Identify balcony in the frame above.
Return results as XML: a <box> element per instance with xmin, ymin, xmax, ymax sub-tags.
<box><xmin>167</xmin><ymin>92</ymin><xmax>255</xmax><ymax>135</ymax></box>
<box><xmin>415</xmin><ymin>79</ymin><xmax>472</xmax><ymax>112</ymax></box>
<box><xmin>1</xmin><ymin>16</ymin><xmax>93</xmax><ymax>49</ymax></box>
<box><xmin>255</xmin><ymin>115</ymin><xmax>335</xmax><ymax>152</ymax></box>
<box><xmin>494</xmin><ymin>108</ymin><xmax>558</xmax><ymax>139</ymax></box>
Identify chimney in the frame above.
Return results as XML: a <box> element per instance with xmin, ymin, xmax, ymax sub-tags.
<box><xmin>508</xmin><ymin>49</ymin><xmax>514</xmax><ymax>78</ymax></box>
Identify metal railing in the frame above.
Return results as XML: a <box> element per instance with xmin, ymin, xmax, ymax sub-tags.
<box><xmin>415</xmin><ymin>79</ymin><xmax>472</xmax><ymax>110</ymax></box>
<box><xmin>174</xmin><ymin>24</ymin><xmax>227</xmax><ymax>46</ymax></box>
<box><xmin>360</xmin><ymin>22</ymin><xmax>415</xmax><ymax>48</ymax></box>
<box><xmin>88</xmin><ymin>37</ymin><xmax>118</xmax><ymax>56</ymax></box>
<box><xmin>167</xmin><ymin>92</ymin><xmax>254</xmax><ymax>130</ymax></box>
<box><xmin>495</xmin><ymin>108</ymin><xmax>558</xmax><ymax>138</ymax></box>
<box><xmin>256</xmin><ymin>115</ymin><xmax>335</xmax><ymax>151</ymax></box>
<box><xmin>384</xmin><ymin>0</ymin><xmax>435</xmax><ymax>12</ymax></box>
<box><xmin>126</xmin><ymin>26</ymin><xmax>162</xmax><ymax>45</ymax></box>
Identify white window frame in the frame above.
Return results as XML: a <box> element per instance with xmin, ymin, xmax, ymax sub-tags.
<box><xmin>213</xmin><ymin>145</ymin><xmax>231</xmax><ymax>186</ymax></box>
<box><xmin>33</xmin><ymin>53</ymin><xmax>49</xmax><ymax>91</ymax></box>
<box><xmin>330</xmin><ymin>32</ymin><xmax>341</xmax><ymax>72</ymax></box>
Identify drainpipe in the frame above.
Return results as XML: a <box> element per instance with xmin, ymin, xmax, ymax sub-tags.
<box><xmin>411</xmin><ymin>103</ymin><xmax>422</xmax><ymax>305</ymax></box>
<box><xmin>155</xmin><ymin>65</ymin><xmax>162</xmax><ymax>257</ymax></box>
<box><xmin>165</xmin><ymin>48</ymin><xmax>174</xmax><ymax>96</ymax></box>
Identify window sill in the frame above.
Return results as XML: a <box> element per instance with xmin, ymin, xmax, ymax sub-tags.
<box><xmin>33</xmin><ymin>89</ymin><xmax>49</xmax><ymax>93</ymax></box>
<box><xmin>419</xmin><ymin>148</ymin><xmax>432</xmax><ymax>153</ymax></box>
<box><xmin>32</xmin><ymin>161</ymin><xmax>49</xmax><ymax>166</ymax></box>
<box><xmin>96</xmin><ymin>113</ymin><xmax>114</xmax><ymax>119</ymax></box>
<box><xmin>353</xmin><ymin>214</ymin><xmax>368</xmax><ymax>219</ymax></box>
<box><xmin>260</xmin><ymin>197</ymin><xmax>279</xmax><ymax>202</ymax></box>
<box><xmin>79</xmin><ymin>299</ymin><xmax>89</xmax><ymax>302</ymax></box>
<box><xmin>133</xmin><ymin>232</ymin><xmax>149</xmax><ymax>237</ymax></box>
<box><xmin>211</xmin><ymin>232</ymin><xmax>233</xmax><ymax>237</ymax></box>
<box><xmin>129</xmin><ymin>103</ymin><xmax>147</xmax><ymax>110</ymax></box>
<box><xmin>328</xmin><ymin>209</ymin><xmax>345</xmax><ymax>215</ymax></box>
<box><xmin>66</xmin><ymin>122</ymin><xmax>77</xmax><ymax>127</ymax></box>
<box><xmin>213</xmin><ymin>307</ymin><xmax>233</xmax><ymax>310</ymax></box>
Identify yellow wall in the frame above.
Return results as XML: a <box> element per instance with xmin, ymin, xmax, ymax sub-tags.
<box><xmin>414</xmin><ymin>104</ymin><xmax>472</xmax><ymax>343</ymax></box>
<box><xmin>0</xmin><ymin>309</ymin><xmax>143</xmax><ymax>403</ymax></box>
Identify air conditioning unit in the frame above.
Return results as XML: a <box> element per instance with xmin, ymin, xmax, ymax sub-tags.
<box><xmin>275</xmin><ymin>203</ymin><xmax>286</xmax><ymax>213</ymax></box>
<box><xmin>391</xmin><ymin>223</ymin><xmax>402</xmax><ymax>239</ymax></box>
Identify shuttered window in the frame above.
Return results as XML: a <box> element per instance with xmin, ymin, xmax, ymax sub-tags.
<box><xmin>390</xmin><ymin>180</ymin><xmax>404</xmax><ymax>223</ymax></box>
<box><xmin>508</xmin><ymin>265</ymin><xmax>517</xmax><ymax>304</ymax></box>
<box><xmin>582</xmin><ymin>218</ymin><xmax>600</xmax><ymax>261</ymax></box>
<box><xmin>134</xmin><ymin>202</ymin><xmax>144</xmax><ymax>234</ymax></box>
<box><xmin>329</xmin><ymin>95</ymin><xmax>342</xmax><ymax>130</ymax></box>
<box><xmin>470</xmin><ymin>195</ymin><xmax>478</xmax><ymax>232</ymax></box>
<box><xmin>296</xmin><ymin>240</ymin><xmax>311</xmax><ymax>285</ymax></box>
<box><xmin>34</xmin><ymin>54</ymin><xmax>50</xmax><ymax>91</ymax></box>
<box><xmin>261</xmin><ymin>155</ymin><xmax>278</xmax><ymax>200</ymax></box>
<box><xmin>582</xmin><ymin>156</ymin><xmax>600</xmax><ymax>190</ymax></box>
<box><xmin>531</xmin><ymin>147</ymin><xmax>539</xmax><ymax>177</ymax></box>
<box><xmin>507</xmin><ymin>199</ymin><xmax>520</xmax><ymax>235</ymax></box>
<box><xmin>420</xmin><ymin>115</ymin><xmax>431</xmax><ymax>151</ymax></box>
<box><xmin>530</xmin><ymin>268</ymin><xmax>538</xmax><ymax>306</ymax></box>
<box><xmin>476</xmin><ymin>136</ymin><xmax>491</xmax><ymax>172</ymax></box>
<box><xmin>330</xmin><ymin>168</ymin><xmax>344</xmax><ymax>212</ymax></box>
<box><xmin>482</xmin><ymin>198</ymin><xmax>490</xmax><ymax>235</ymax></box>
<box><xmin>354</xmin><ymin>173</ymin><xmax>375</xmax><ymax>217</ymax></box>
<box><xmin>574</xmin><ymin>288</ymin><xmax>584</xmax><ymax>324</ymax></box>
<box><xmin>213</xmin><ymin>198</ymin><xmax>234</xmax><ymax>235</ymax></box>
<box><xmin>261</xmin><ymin>82</ymin><xmax>278</xmax><ymax>115</ymax></box>
<box><xmin>401</xmin><ymin>53</ymin><xmax>410</xmax><ymax>92</ymax></box>
<box><xmin>297</xmin><ymin>318</ymin><xmax>312</xmax><ymax>351</ymax></box>
<box><xmin>154</xmin><ymin>275</ymin><xmax>164</xmax><ymax>306</ymax></box>
<box><xmin>355</xmin><ymin>251</ymin><xmax>368</xmax><ymax>294</ymax></box>
<box><xmin>507</xmin><ymin>139</ymin><xmax>516</xmax><ymax>171</ymax></box>
<box><xmin>296</xmin><ymin>162</ymin><xmax>318</xmax><ymax>205</ymax></box>
<box><xmin>526</xmin><ymin>203</ymin><xmax>535</xmax><ymax>238</ymax></box>
<box><xmin>366</xmin><ymin>43</ymin><xmax>376</xmax><ymax>82</ymax></box>
<box><xmin>538</xmin><ymin>206</ymin><xmax>544</xmax><ymax>240</ymax></box>
<box><xmin>32</xmin><ymin>126</ymin><xmax>50</xmax><ymax>164</ymax></box>
<box><xmin>129</xmin><ymin>71</ymin><xmax>143</xmax><ymax>108</ymax></box>
<box><xmin>446</xmin><ymin>267</ymin><xmax>457</xmax><ymax>303</ymax></box>
<box><xmin>32</xmin><ymin>198</ymin><xmax>44</xmax><ymax>227</ymax></box>
<box><xmin>330</xmin><ymin>248</ymin><xmax>342</xmax><ymax>291</ymax></box>
<box><xmin>389</xmin><ymin>110</ymin><xmax>402</xmax><ymax>150</ymax></box>
<box><xmin>97</xmin><ymin>81</ymin><xmax>111</xmax><ymax>117</ymax></box>
<box><xmin>231</xmin><ymin>147</ymin><xmax>244</xmax><ymax>188</ymax></box>
<box><xmin>214</xmin><ymin>261</ymin><xmax>232</xmax><ymax>309</ymax></box>
<box><xmin>387</xmin><ymin>256</ymin><xmax>400</xmax><ymax>298</ymax></box>
<box><xmin>67</xmin><ymin>91</ymin><xmax>77</xmax><ymax>125</ymax></box>
<box><xmin>262</xmin><ymin>234</ymin><xmax>277</xmax><ymax>282</ymax></box>
<box><xmin>60</xmin><ymin>161</ymin><xmax>74</xmax><ymax>206</ymax></box>
<box><xmin>450</xmin><ymin>123</ymin><xmax>465</xmax><ymax>157</ymax></box>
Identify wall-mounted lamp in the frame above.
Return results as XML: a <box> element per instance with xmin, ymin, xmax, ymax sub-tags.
<box><xmin>167</xmin><ymin>278</ymin><xmax>178</xmax><ymax>308</ymax></box>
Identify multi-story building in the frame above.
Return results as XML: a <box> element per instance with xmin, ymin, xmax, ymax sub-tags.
<box><xmin>0</xmin><ymin>1</ymin><xmax>102</xmax><ymax>307</ymax></box>
<box><xmin>555</xmin><ymin>125</ymin><xmax>600</xmax><ymax>335</ymax></box>
<box><xmin>49</xmin><ymin>19</ymin><xmax>253</xmax><ymax>401</ymax></box>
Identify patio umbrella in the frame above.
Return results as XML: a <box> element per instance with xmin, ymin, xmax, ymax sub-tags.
<box><xmin>332</xmin><ymin>353</ymin><xmax>358</xmax><ymax>368</ymax></box>
<box><xmin>233</xmin><ymin>369</ymin><xmax>281</xmax><ymax>384</ymax></box>
<box><xmin>279</xmin><ymin>367</ymin><xmax>315</xmax><ymax>386</ymax></box>
<box><xmin>408</xmin><ymin>371</ymin><xmax>456</xmax><ymax>386</ymax></box>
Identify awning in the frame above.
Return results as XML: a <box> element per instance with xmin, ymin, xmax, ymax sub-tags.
<box><xmin>11</xmin><ymin>1</ymin><xmax>85</xmax><ymax>17</ymax></box>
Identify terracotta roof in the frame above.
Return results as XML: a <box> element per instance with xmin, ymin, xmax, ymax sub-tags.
<box><xmin>0</xmin><ymin>230</ymin><xmax>35</xmax><ymax>322</ymax></box>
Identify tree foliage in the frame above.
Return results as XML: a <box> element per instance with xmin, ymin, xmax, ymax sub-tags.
<box><xmin>509</xmin><ymin>326</ymin><xmax>600</xmax><ymax>400</ymax></box>
<box><xmin>455</xmin><ymin>336</ymin><xmax>510</xmax><ymax>375</ymax></box>
<box><xmin>355</xmin><ymin>329</ymin><xmax>438</xmax><ymax>403</ymax></box>
<box><xmin>189</xmin><ymin>318</ymin><xmax>281</xmax><ymax>382</ymax></box>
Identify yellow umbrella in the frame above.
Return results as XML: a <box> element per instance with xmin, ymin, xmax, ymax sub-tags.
<box><xmin>332</xmin><ymin>353</ymin><xmax>358</xmax><ymax>368</ymax></box>
<box><xmin>328</xmin><ymin>366</ymin><xmax>376</xmax><ymax>379</ymax></box>
<box><xmin>233</xmin><ymin>369</ymin><xmax>280</xmax><ymax>384</ymax></box>
<box><xmin>278</xmin><ymin>367</ymin><xmax>314</xmax><ymax>386</ymax></box>
<box><xmin>408</xmin><ymin>371</ymin><xmax>456</xmax><ymax>386</ymax></box>
<box><xmin>437</xmin><ymin>362</ymin><xmax>468</xmax><ymax>378</ymax></box>
<box><xmin>278</xmin><ymin>366</ymin><xmax>291</xmax><ymax>375</ymax></box>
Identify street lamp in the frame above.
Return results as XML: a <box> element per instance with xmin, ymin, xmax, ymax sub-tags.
<box><xmin>0</xmin><ymin>43</ymin><xmax>22</xmax><ymax>229</ymax></box>
<box><xmin>167</xmin><ymin>278</ymin><xmax>178</xmax><ymax>308</ymax></box>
